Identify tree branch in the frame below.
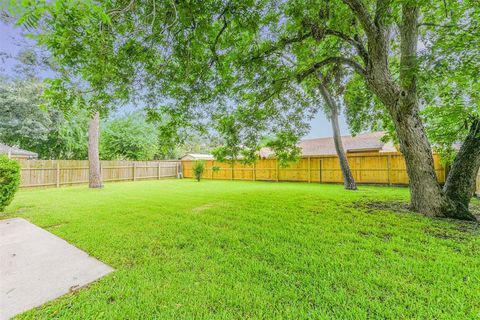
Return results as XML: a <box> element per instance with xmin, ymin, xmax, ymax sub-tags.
<box><xmin>296</xmin><ymin>57</ymin><xmax>366</xmax><ymax>82</ymax></box>
<box><xmin>209</xmin><ymin>15</ymin><xmax>229</xmax><ymax>65</ymax></box>
<box><xmin>374</xmin><ymin>0</ymin><xmax>392</xmax><ymax>29</ymax></box>
<box><xmin>251</xmin><ymin>32</ymin><xmax>312</xmax><ymax>61</ymax></box>
<box><xmin>342</xmin><ymin>0</ymin><xmax>376</xmax><ymax>37</ymax></box>
<box><xmin>108</xmin><ymin>0</ymin><xmax>135</xmax><ymax>16</ymax></box>
<box><xmin>324</xmin><ymin>29</ymin><xmax>369</xmax><ymax>64</ymax></box>
<box><xmin>399</xmin><ymin>5</ymin><xmax>418</xmax><ymax>93</ymax></box>
<box><xmin>419</xmin><ymin>22</ymin><xmax>467</xmax><ymax>31</ymax></box>
<box><xmin>316</xmin><ymin>72</ymin><xmax>336</xmax><ymax>116</ymax></box>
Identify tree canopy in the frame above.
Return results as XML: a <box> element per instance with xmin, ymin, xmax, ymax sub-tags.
<box><xmin>9</xmin><ymin>1</ymin><xmax>478</xmax><ymax>155</ymax></box>
<box><xmin>100</xmin><ymin>112</ymin><xmax>158</xmax><ymax>161</ymax></box>
<box><xmin>0</xmin><ymin>76</ymin><xmax>89</xmax><ymax>159</ymax></box>
<box><xmin>7</xmin><ymin>0</ymin><xmax>480</xmax><ymax>219</ymax></box>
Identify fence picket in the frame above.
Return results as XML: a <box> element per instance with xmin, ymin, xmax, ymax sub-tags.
<box><xmin>18</xmin><ymin>160</ymin><xmax>181</xmax><ymax>188</ymax></box>
<box><xmin>181</xmin><ymin>152</ymin><xmax>447</xmax><ymax>187</ymax></box>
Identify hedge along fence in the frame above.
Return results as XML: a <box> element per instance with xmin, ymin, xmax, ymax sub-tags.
<box><xmin>18</xmin><ymin>160</ymin><xmax>181</xmax><ymax>188</ymax></box>
<box><xmin>182</xmin><ymin>152</ymin><xmax>447</xmax><ymax>186</ymax></box>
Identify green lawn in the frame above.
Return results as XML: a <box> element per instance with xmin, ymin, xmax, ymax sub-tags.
<box><xmin>3</xmin><ymin>179</ymin><xmax>480</xmax><ymax>319</ymax></box>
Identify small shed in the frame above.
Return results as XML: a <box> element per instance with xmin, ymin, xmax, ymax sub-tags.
<box><xmin>0</xmin><ymin>143</ymin><xmax>38</xmax><ymax>160</ymax></box>
<box><xmin>180</xmin><ymin>153</ymin><xmax>214</xmax><ymax>161</ymax></box>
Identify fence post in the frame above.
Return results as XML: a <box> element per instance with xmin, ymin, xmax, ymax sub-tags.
<box><xmin>387</xmin><ymin>155</ymin><xmax>392</xmax><ymax>186</ymax></box>
<box><xmin>133</xmin><ymin>162</ymin><xmax>136</xmax><ymax>181</ymax></box>
<box><xmin>319</xmin><ymin>158</ymin><xmax>323</xmax><ymax>183</ymax></box>
<box><xmin>158</xmin><ymin>162</ymin><xmax>161</xmax><ymax>179</ymax></box>
<box><xmin>307</xmin><ymin>157</ymin><xmax>311</xmax><ymax>183</ymax></box>
<box><xmin>444</xmin><ymin>163</ymin><xmax>450</xmax><ymax>184</ymax></box>
<box><xmin>253</xmin><ymin>162</ymin><xmax>256</xmax><ymax>181</ymax></box>
<box><xmin>56</xmin><ymin>161</ymin><xmax>60</xmax><ymax>188</ymax></box>
<box><xmin>231</xmin><ymin>161</ymin><xmax>234</xmax><ymax>180</ymax></box>
<box><xmin>276</xmin><ymin>159</ymin><xmax>279</xmax><ymax>182</ymax></box>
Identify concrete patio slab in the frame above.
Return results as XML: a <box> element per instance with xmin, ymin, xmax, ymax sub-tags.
<box><xmin>0</xmin><ymin>218</ymin><xmax>114</xmax><ymax>320</ymax></box>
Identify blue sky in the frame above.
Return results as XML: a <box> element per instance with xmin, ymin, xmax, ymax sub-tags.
<box><xmin>305</xmin><ymin>112</ymin><xmax>349</xmax><ymax>139</ymax></box>
<box><xmin>0</xmin><ymin>22</ymin><xmax>349</xmax><ymax>139</ymax></box>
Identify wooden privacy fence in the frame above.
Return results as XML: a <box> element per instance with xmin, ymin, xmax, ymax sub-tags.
<box><xmin>18</xmin><ymin>160</ymin><xmax>181</xmax><ymax>188</ymax></box>
<box><xmin>182</xmin><ymin>152</ymin><xmax>447</xmax><ymax>185</ymax></box>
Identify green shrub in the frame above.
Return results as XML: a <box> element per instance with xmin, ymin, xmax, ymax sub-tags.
<box><xmin>0</xmin><ymin>156</ymin><xmax>20</xmax><ymax>211</ymax></box>
<box><xmin>193</xmin><ymin>161</ymin><xmax>205</xmax><ymax>182</ymax></box>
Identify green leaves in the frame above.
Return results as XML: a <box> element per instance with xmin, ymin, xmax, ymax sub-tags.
<box><xmin>0</xmin><ymin>77</ymin><xmax>89</xmax><ymax>159</ymax></box>
<box><xmin>192</xmin><ymin>161</ymin><xmax>206</xmax><ymax>181</ymax></box>
<box><xmin>7</xmin><ymin>0</ymin><xmax>479</xmax><ymax>166</ymax></box>
<box><xmin>100</xmin><ymin>112</ymin><xmax>158</xmax><ymax>161</ymax></box>
<box><xmin>418</xmin><ymin>0</ymin><xmax>480</xmax><ymax>163</ymax></box>
<box><xmin>0</xmin><ymin>155</ymin><xmax>20</xmax><ymax>212</ymax></box>
<box><xmin>11</xmin><ymin>0</ymin><xmax>136</xmax><ymax>114</ymax></box>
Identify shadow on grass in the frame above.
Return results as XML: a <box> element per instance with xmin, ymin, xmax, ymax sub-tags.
<box><xmin>352</xmin><ymin>200</ymin><xmax>480</xmax><ymax>239</ymax></box>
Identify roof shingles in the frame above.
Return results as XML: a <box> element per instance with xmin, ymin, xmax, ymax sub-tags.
<box><xmin>259</xmin><ymin>132</ymin><xmax>396</xmax><ymax>158</ymax></box>
<box><xmin>0</xmin><ymin>143</ymin><xmax>38</xmax><ymax>157</ymax></box>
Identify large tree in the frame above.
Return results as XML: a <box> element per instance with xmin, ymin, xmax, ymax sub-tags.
<box><xmin>101</xmin><ymin>112</ymin><xmax>158</xmax><ymax>161</ymax></box>
<box><xmin>11</xmin><ymin>1</ymin><xmax>479</xmax><ymax>219</ymax></box>
<box><xmin>11</xmin><ymin>1</ymin><xmax>142</xmax><ymax>187</ymax></box>
<box><xmin>0</xmin><ymin>77</ymin><xmax>89</xmax><ymax>159</ymax></box>
<box><xmin>150</xmin><ymin>0</ymin><xmax>478</xmax><ymax>219</ymax></box>
<box><xmin>0</xmin><ymin>49</ymin><xmax>89</xmax><ymax>160</ymax></box>
<box><xmin>310</xmin><ymin>0</ymin><xmax>479</xmax><ymax>219</ymax></box>
<box><xmin>0</xmin><ymin>77</ymin><xmax>50</xmax><ymax>149</ymax></box>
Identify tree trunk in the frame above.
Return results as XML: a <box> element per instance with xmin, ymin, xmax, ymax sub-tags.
<box><xmin>393</xmin><ymin>5</ymin><xmax>468</xmax><ymax>219</ymax></box>
<box><xmin>317</xmin><ymin>80</ymin><xmax>357</xmax><ymax>190</ymax></box>
<box><xmin>442</xmin><ymin>120</ymin><xmax>480</xmax><ymax>220</ymax></box>
<box><xmin>343</xmin><ymin>1</ymin><xmax>478</xmax><ymax>220</ymax></box>
<box><xmin>391</xmin><ymin>108</ymin><xmax>449</xmax><ymax>216</ymax></box>
<box><xmin>88</xmin><ymin>111</ymin><xmax>102</xmax><ymax>188</ymax></box>
<box><xmin>376</xmin><ymin>5</ymin><xmax>475</xmax><ymax>220</ymax></box>
<box><xmin>374</xmin><ymin>97</ymin><xmax>477</xmax><ymax>219</ymax></box>
<box><xmin>362</xmin><ymin>5</ymin><xmax>446</xmax><ymax>217</ymax></box>
<box><xmin>331</xmin><ymin>104</ymin><xmax>357</xmax><ymax>190</ymax></box>
<box><xmin>357</xmin><ymin>6</ymin><xmax>437</xmax><ymax>217</ymax></box>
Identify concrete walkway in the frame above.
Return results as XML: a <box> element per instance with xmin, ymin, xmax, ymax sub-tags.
<box><xmin>0</xmin><ymin>218</ymin><xmax>113</xmax><ymax>319</ymax></box>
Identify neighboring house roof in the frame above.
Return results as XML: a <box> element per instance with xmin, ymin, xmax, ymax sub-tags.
<box><xmin>259</xmin><ymin>132</ymin><xmax>397</xmax><ymax>158</ymax></box>
<box><xmin>181</xmin><ymin>132</ymin><xmax>396</xmax><ymax>160</ymax></box>
<box><xmin>180</xmin><ymin>153</ymin><xmax>215</xmax><ymax>160</ymax></box>
<box><xmin>300</xmin><ymin>132</ymin><xmax>396</xmax><ymax>155</ymax></box>
<box><xmin>0</xmin><ymin>143</ymin><xmax>38</xmax><ymax>158</ymax></box>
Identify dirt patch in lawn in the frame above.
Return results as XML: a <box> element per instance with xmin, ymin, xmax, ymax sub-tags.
<box><xmin>352</xmin><ymin>200</ymin><xmax>411</xmax><ymax>214</ymax></box>
<box><xmin>423</xmin><ymin>222</ymin><xmax>479</xmax><ymax>240</ymax></box>
<box><xmin>353</xmin><ymin>200</ymin><xmax>480</xmax><ymax>238</ymax></box>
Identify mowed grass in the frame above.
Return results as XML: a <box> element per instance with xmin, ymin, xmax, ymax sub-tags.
<box><xmin>2</xmin><ymin>179</ymin><xmax>480</xmax><ymax>319</ymax></box>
